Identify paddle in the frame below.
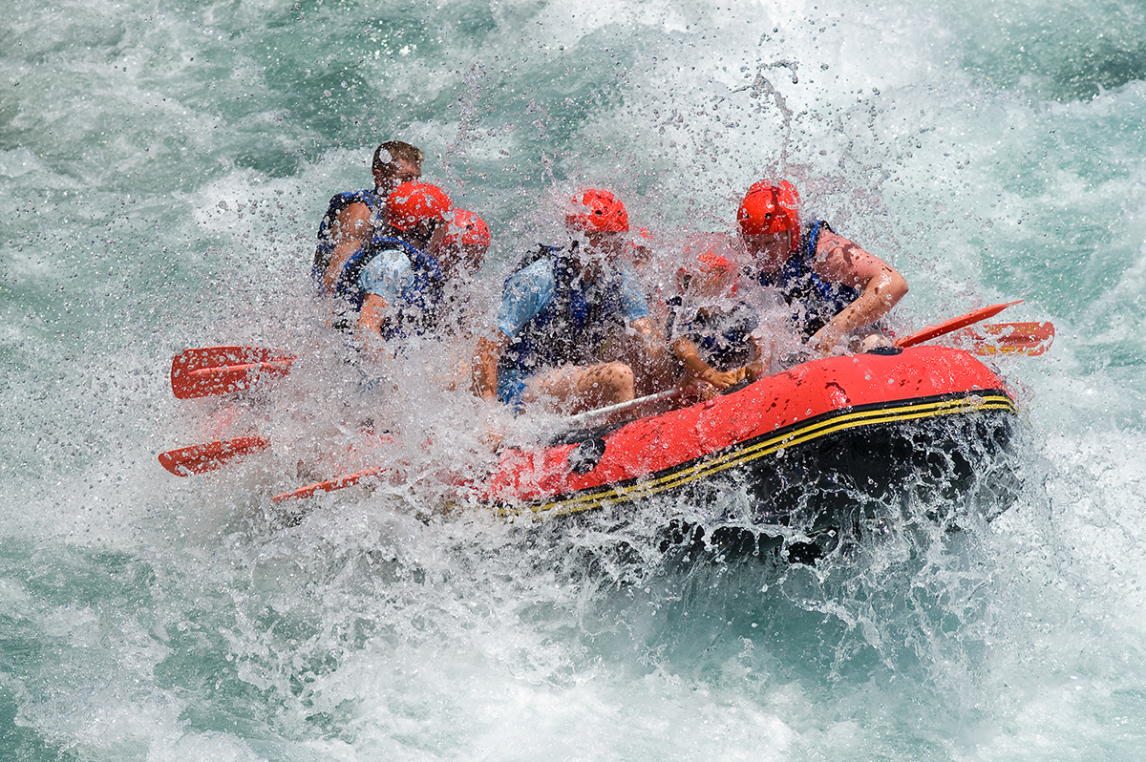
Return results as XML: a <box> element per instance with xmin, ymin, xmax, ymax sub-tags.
<box><xmin>967</xmin><ymin>321</ymin><xmax>1054</xmax><ymax>356</ymax></box>
<box><xmin>171</xmin><ymin>346</ymin><xmax>296</xmax><ymax>399</ymax></box>
<box><xmin>271</xmin><ymin>466</ymin><xmax>392</xmax><ymax>502</ymax></box>
<box><xmin>272</xmin><ymin>388</ymin><xmax>686</xmax><ymax>502</ymax></box>
<box><xmin>563</xmin><ymin>387</ymin><xmax>683</xmax><ymax>428</ymax></box>
<box><xmin>158</xmin><ymin>435</ymin><xmax>271</xmax><ymax>476</ymax></box>
<box><xmin>894</xmin><ymin>301</ymin><xmax>1023</xmax><ymax>349</ymax></box>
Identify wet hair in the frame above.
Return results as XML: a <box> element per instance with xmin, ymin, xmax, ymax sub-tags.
<box><xmin>372</xmin><ymin>141</ymin><xmax>424</xmax><ymax>176</ymax></box>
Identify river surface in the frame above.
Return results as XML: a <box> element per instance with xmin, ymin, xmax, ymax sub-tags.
<box><xmin>3</xmin><ymin>0</ymin><xmax>1146</xmax><ymax>759</ymax></box>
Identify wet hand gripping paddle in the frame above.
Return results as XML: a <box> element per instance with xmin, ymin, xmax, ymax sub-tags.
<box><xmin>170</xmin><ymin>346</ymin><xmax>296</xmax><ymax>399</ymax></box>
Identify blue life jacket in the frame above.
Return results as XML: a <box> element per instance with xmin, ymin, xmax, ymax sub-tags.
<box><xmin>312</xmin><ymin>189</ymin><xmax>391</xmax><ymax>290</ymax></box>
<box><xmin>499</xmin><ymin>244</ymin><xmax>631</xmax><ymax>377</ymax></box>
<box><xmin>668</xmin><ymin>296</ymin><xmax>761</xmax><ymax>370</ymax></box>
<box><xmin>336</xmin><ymin>236</ymin><xmax>446</xmax><ymax>341</ymax></box>
<box><xmin>756</xmin><ymin>220</ymin><xmax>860</xmax><ymax>337</ymax></box>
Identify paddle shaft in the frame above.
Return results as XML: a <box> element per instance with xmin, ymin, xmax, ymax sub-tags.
<box><xmin>894</xmin><ymin>301</ymin><xmax>1022</xmax><ymax>349</ymax></box>
<box><xmin>273</xmin><ymin>390</ymin><xmax>684</xmax><ymax>501</ymax></box>
<box><xmin>563</xmin><ymin>387</ymin><xmax>682</xmax><ymax>428</ymax></box>
<box><xmin>272</xmin><ymin>466</ymin><xmax>388</xmax><ymax>502</ymax></box>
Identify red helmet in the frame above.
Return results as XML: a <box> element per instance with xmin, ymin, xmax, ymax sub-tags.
<box><xmin>677</xmin><ymin>236</ymin><xmax>740</xmax><ymax>296</ymax></box>
<box><xmin>696</xmin><ymin>249</ymin><xmax>736</xmax><ymax>275</ymax></box>
<box><xmin>737</xmin><ymin>180</ymin><xmax>801</xmax><ymax>253</ymax></box>
<box><xmin>385</xmin><ymin>182</ymin><xmax>451</xmax><ymax>231</ymax></box>
<box><xmin>442</xmin><ymin>209</ymin><xmax>491</xmax><ymax>248</ymax></box>
<box><xmin>565</xmin><ymin>189</ymin><xmax>629</xmax><ymax>233</ymax></box>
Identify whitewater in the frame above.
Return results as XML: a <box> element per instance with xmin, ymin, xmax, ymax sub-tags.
<box><xmin>3</xmin><ymin>0</ymin><xmax>1146</xmax><ymax>759</ymax></box>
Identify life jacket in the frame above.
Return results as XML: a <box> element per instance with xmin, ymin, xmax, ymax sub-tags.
<box><xmin>756</xmin><ymin>220</ymin><xmax>860</xmax><ymax>337</ymax></box>
<box><xmin>668</xmin><ymin>296</ymin><xmax>760</xmax><ymax>370</ymax></box>
<box><xmin>335</xmin><ymin>236</ymin><xmax>446</xmax><ymax>341</ymax></box>
<box><xmin>499</xmin><ymin>244</ymin><xmax>631</xmax><ymax>377</ymax></box>
<box><xmin>312</xmin><ymin>189</ymin><xmax>391</xmax><ymax>290</ymax></box>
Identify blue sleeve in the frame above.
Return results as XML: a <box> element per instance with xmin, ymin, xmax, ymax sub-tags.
<box><xmin>496</xmin><ymin>259</ymin><xmax>555</xmax><ymax>338</ymax></box>
<box><xmin>358</xmin><ymin>248</ymin><xmax>414</xmax><ymax>302</ymax></box>
<box><xmin>618</xmin><ymin>265</ymin><xmax>650</xmax><ymax>322</ymax></box>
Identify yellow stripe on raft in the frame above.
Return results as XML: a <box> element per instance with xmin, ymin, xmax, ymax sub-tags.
<box><xmin>494</xmin><ymin>392</ymin><xmax>1016</xmax><ymax>519</ymax></box>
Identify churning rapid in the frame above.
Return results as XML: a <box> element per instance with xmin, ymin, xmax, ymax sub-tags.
<box><xmin>3</xmin><ymin>0</ymin><xmax>1146</xmax><ymax>759</ymax></box>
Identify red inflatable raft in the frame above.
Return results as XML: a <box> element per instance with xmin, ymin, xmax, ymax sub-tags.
<box><xmin>476</xmin><ymin>345</ymin><xmax>1019</xmax><ymax>538</ymax></box>
<box><xmin>162</xmin><ymin>306</ymin><xmax>1049</xmax><ymax>562</ymax></box>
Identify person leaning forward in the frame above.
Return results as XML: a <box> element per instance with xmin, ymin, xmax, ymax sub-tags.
<box><xmin>473</xmin><ymin>189</ymin><xmax>672</xmax><ymax>416</ymax></box>
<box><xmin>669</xmin><ymin>249</ymin><xmax>772</xmax><ymax>394</ymax></box>
<box><xmin>737</xmin><ymin>180</ymin><xmax>908</xmax><ymax>356</ymax></box>
<box><xmin>350</xmin><ymin>182</ymin><xmax>452</xmax><ymax>360</ymax></box>
<box><xmin>313</xmin><ymin>141</ymin><xmax>424</xmax><ymax>300</ymax></box>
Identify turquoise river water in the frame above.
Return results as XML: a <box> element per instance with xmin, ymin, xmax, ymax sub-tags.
<box><xmin>3</xmin><ymin>0</ymin><xmax>1146</xmax><ymax>759</ymax></box>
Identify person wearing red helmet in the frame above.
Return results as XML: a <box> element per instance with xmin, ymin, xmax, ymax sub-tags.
<box><xmin>669</xmin><ymin>247</ymin><xmax>772</xmax><ymax>395</ymax></box>
<box><xmin>738</xmin><ymin>180</ymin><xmax>908</xmax><ymax>356</ymax></box>
<box><xmin>313</xmin><ymin>141</ymin><xmax>424</xmax><ymax>297</ymax></box>
<box><xmin>472</xmin><ymin>189</ymin><xmax>671</xmax><ymax>416</ymax></box>
<box><xmin>431</xmin><ymin>208</ymin><xmax>494</xmax><ymax>359</ymax></box>
<box><xmin>437</xmin><ymin>208</ymin><xmax>491</xmax><ymax>278</ymax></box>
<box><xmin>348</xmin><ymin>181</ymin><xmax>454</xmax><ymax>355</ymax></box>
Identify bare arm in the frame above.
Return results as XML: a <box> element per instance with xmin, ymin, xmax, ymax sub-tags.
<box><xmin>356</xmin><ymin>292</ymin><xmax>391</xmax><ymax>361</ymax></box>
<box><xmin>629</xmin><ymin>316</ymin><xmax>677</xmax><ymax>395</ymax></box>
<box><xmin>472</xmin><ymin>332</ymin><xmax>510</xmax><ymax>401</ymax></box>
<box><xmin>809</xmin><ymin>231</ymin><xmax>909</xmax><ymax>354</ymax></box>
<box><xmin>671</xmin><ymin>334</ymin><xmax>765</xmax><ymax>390</ymax></box>
<box><xmin>743</xmin><ymin>334</ymin><xmax>769</xmax><ymax>381</ymax></box>
<box><xmin>322</xmin><ymin>202</ymin><xmax>373</xmax><ymax>294</ymax></box>
<box><xmin>630</xmin><ymin>317</ymin><xmax>669</xmax><ymax>362</ymax></box>
<box><xmin>671</xmin><ymin>336</ymin><xmax>743</xmax><ymax>389</ymax></box>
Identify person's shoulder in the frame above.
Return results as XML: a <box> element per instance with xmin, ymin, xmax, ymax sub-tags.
<box><xmin>500</xmin><ymin>253</ymin><xmax>557</xmax><ymax>314</ymax></box>
<box><xmin>507</xmin><ymin>252</ymin><xmax>556</xmax><ymax>287</ymax></box>
<box><xmin>809</xmin><ymin>225</ymin><xmax>900</xmax><ymax>285</ymax></box>
<box><xmin>332</xmin><ymin>193</ymin><xmax>379</xmax><ymax>224</ymax></box>
<box><xmin>811</xmin><ymin>225</ymin><xmax>862</xmax><ymax>261</ymax></box>
<box><xmin>333</xmin><ymin>188</ymin><xmax>384</xmax><ymax>212</ymax></box>
<box><xmin>508</xmin><ymin>244</ymin><xmax>561</xmax><ymax>273</ymax></box>
<box><xmin>521</xmin><ymin>255</ymin><xmax>555</xmax><ymax>275</ymax></box>
<box><xmin>328</xmin><ymin>188</ymin><xmax>374</xmax><ymax>205</ymax></box>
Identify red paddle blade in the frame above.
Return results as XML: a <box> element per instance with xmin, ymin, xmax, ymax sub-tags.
<box><xmin>158</xmin><ymin>435</ymin><xmax>271</xmax><ymax>476</ymax></box>
<box><xmin>969</xmin><ymin>321</ymin><xmax>1055</xmax><ymax>356</ymax></box>
<box><xmin>171</xmin><ymin>346</ymin><xmax>296</xmax><ymax>399</ymax></box>
<box><xmin>894</xmin><ymin>301</ymin><xmax>1023</xmax><ymax>349</ymax></box>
